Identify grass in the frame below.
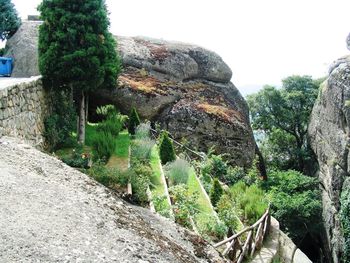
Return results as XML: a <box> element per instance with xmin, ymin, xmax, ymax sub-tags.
<box><xmin>149</xmin><ymin>145</ymin><xmax>172</xmax><ymax>214</ymax></box>
<box><xmin>187</xmin><ymin>168</ymin><xmax>216</xmax><ymax>225</ymax></box>
<box><xmin>107</xmin><ymin>130</ymin><xmax>130</xmax><ymax>170</ymax></box>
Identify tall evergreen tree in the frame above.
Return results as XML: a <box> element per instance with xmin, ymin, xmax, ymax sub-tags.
<box><xmin>159</xmin><ymin>131</ymin><xmax>176</xmax><ymax>165</ymax></box>
<box><xmin>38</xmin><ymin>0</ymin><xmax>121</xmax><ymax>143</ymax></box>
<box><xmin>128</xmin><ymin>107</ymin><xmax>140</xmax><ymax>135</ymax></box>
<box><xmin>0</xmin><ymin>0</ymin><xmax>21</xmax><ymax>41</ymax></box>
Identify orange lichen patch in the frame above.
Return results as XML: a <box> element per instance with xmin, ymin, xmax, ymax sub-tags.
<box><xmin>196</xmin><ymin>103</ymin><xmax>244</xmax><ymax>123</ymax></box>
<box><xmin>183</xmin><ymin>82</ymin><xmax>209</xmax><ymax>91</ymax></box>
<box><xmin>119</xmin><ymin>74</ymin><xmax>166</xmax><ymax>95</ymax></box>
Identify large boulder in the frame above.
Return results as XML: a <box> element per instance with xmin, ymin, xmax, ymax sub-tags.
<box><xmin>308</xmin><ymin>53</ymin><xmax>350</xmax><ymax>262</ymax></box>
<box><xmin>5</xmin><ymin>21</ymin><xmax>256</xmax><ymax>167</ymax></box>
<box><xmin>4</xmin><ymin>21</ymin><xmax>42</xmax><ymax>77</ymax></box>
<box><xmin>97</xmin><ymin>36</ymin><xmax>255</xmax><ymax>166</ymax></box>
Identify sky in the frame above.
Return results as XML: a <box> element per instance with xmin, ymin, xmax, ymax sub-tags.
<box><xmin>9</xmin><ymin>0</ymin><xmax>350</xmax><ymax>95</ymax></box>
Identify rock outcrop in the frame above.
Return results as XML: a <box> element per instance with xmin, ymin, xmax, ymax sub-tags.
<box><xmin>0</xmin><ymin>137</ymin><xmax>223</xmax><ymax>263</ymax></box>
<box><xmin>4</xmin><ymin>21</ymin><xmax>42</xmax><ymax>78</ymax></box>
<box><xmin>308</xmin><ymin>53</ymin><xmax>350</xmax><ymax>262</ymax></box>
<box><xmin>97</xmin><ymin>36</ymin><xmax>255</xmax><ymax>167</ymax></box>
<box><xmin>5</xmin><ymin>21</ymin><xmax>256</xmax><ymax>167</ymax></box>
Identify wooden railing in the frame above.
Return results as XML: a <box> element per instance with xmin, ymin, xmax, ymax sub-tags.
<box><xmin>213</xmin><ymin>206</ymin><xmax>271</xmax><ymax>263</ymax></box>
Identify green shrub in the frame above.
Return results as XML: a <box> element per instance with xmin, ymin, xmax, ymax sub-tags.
<box><xmin>159</xmin><ymin>131</ymin><xmax>176</xmax><ymax>165</ymax></box>
<box><xmin>230</xmin><ymin>182</ymin><xmax>268</xmax><ymax>224</ymax></box>
<box><xmin>217</xmin><ymin>194</ymin><xmax>239</xmax><ymax>231</ymax></box>
<box><xmin>164</xmin><ymin>158</ymin><xmax>191</xmax><ymax>186</ymax></box>
<box><xmin>44</xmin><ymin>89</ymin><xmax>76</xmax><ymax>151</ymax></box>
<box><xmin>152</xmin><ymin>195</ymin><xmax>171</xmax><ymax>218</ymax></box>
<box><xmin>88</xmin><ymin>163</ymin><xmax>130</xmax><ymax>187</ymax></box>
<box><xmin>223</xmin><ymin>166</ymin><xmax>246</xmax><ymax>185</ymax></box>
<box><xmin>266</xmin><ymin>170</ymin><xmax>322</xmax><ymax>243</ymax></box>
<box><xmin>128</xmin><ymin>107</ymin><xmax>141</xmax><ymax>135</ymax></box>
<box><xmin>131</xmin><ymin>138</ymin><xmax>155</xmax><ymax>163</ymax></box>
<box><xmin>201</xmin><ymin>154</ymin><xmax>228</xmax><ymax>181</ymax></box>
<box><xmin>210</xmin><ymin>178</ymin><xmax>224</xmax><ymax>207</ymax></box>
<box><xmin>169</xmin><ymin>184</ymin><xmax>198</xmax><ymax>228</ymax></box>
<box><xmin>135</xmin><ymin>122</ymin><xmax>151</xmax><ymax>140</ymax></box>
<box><xmin>96</xmin><ymin>106</ymin><xmax>126</xmax><ymax>137</ymax></box>
<box><xmin>91</xmin><ymin>132</ymin><xmax>116</xmax><ymax>162</ymax></box>
<box><xmin>197</xmin><ymin>216</ymin><xmax>228</xmax><ymax>241</ymax></box>
<box><xmin>62</xmin><ymin>146</ymin><xmax>89</xmax><ymax>168</ymax></box>
<box><xmin>130</xmin><ymin>162</ymin><xmax>152</xmax><ymax>205</ymax></box>
<box><xmin>0</xmin><ymin>48</ymin><xmax>4</xmax><ymax>56</ymax></box>
<box><xmin>96</xmin><ymin>104</ymin><xmax>118</xmax><ymax>118</ymax></box>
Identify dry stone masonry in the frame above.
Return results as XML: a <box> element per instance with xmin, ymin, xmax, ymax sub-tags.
<box><xmin>0</xmin><ymin>78</ymin><xmax>50</xmax><ymax>147</ymax></box>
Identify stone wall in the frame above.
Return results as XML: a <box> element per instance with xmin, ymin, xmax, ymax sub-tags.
<box><xmin>0</xmin><ymin>78</ymin><xmax>50</xmax><ymax>147</ymax></box>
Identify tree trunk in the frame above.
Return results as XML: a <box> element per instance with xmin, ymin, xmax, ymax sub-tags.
<box><xmin>255</xmin><ymin>142</ymin><xmax>267</xmax><ymax>180</ymax></box>
<box><xmin>78</xmin><ymin>90</ymin><xmax>86</xmax><ymax>144</ymax></box>
<box><xmin>85</xmin><ymin>93</ymin><xmax>89</xmax><ymax>123</ymax></box>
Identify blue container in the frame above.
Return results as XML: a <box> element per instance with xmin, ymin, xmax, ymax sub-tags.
<box><xmin>0</xmin><ymin>57</ymin><xmax>13</xmax><ymax>77</ymax></box>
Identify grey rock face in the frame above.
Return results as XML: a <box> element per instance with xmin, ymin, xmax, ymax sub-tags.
<box><xmin>4</xmin><ymin>21</ymin><xmax>42</xmax><ymax>77</ymax></box>
<box><xmin>117</xmin><ymin>36</ymin><xmax>232</xmax><ymax>83</ymax></box>
<box><xmin>308</xmin><ymin>55</ymin><xmax>350</xmax><ymax>263</ymax></box>
<box><xmin>347</xmin><ymin>33</ymin><xmax>350</xmax><ymax>51</ymax></box>
<box><xmin>0</xmin><ymin>137</ymin><xmax>223</xmax><ymax>263</ymax></box>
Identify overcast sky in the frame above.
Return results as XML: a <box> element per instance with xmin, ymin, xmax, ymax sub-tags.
<box><xmin>9</xmin><ymin>0</ymin><xmax>350</xmax><ymax>95</ymax></box>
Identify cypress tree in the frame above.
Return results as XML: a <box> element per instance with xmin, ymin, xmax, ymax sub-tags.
<box><xmin>210</xmin><ymin>178</ymin><xmax>223</xmax><ymax>207</ymax></box>
<box><xmin>0</xmin><ymin>0</ymin><xmax>21</xmax><ymax>41</ymax></box>
<box><xmin>38</xmin><ymin>0</ymin><xmax>121</xmax><ymax>144</ymax></box>
<box><xmin>159</xmin><ymin>131</ymin><xmax>176</xmax><ymax>165</ymax></box>
<box><xmin>128</xmin><ymin>107</ymin><xmax>140</xmax><ymax>135</ymax></box>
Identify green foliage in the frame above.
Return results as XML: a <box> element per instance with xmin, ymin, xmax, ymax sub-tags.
<box><xmin>152</xmin><ymin>195</ymin><xmax>171</xmax><ymax>218</ymax></box>
<box><xmin>197</xmin><ymin>216</ymin><xmax>228</xmax><ymax>241</ymax></box>
<box><xmin>210</xmin><ymin>178</ymin><xmax>223</xmax><ymax>207</ymax></box>
<box><xmin>0</xmin><ymin>0</ymin><xmax>21</xmax><ymax>40</ymax></box>
<box><xmin>340</xmin><ymin>188</ymin><xmax>350</xmax><ymax>262</ymax></box>
<box><xmin>247</xmin><ymin>75</ymin><xmax>319</xmax><ymax>173</ymax></box>
<box><xmin>224</xmin><ymin>166</ymin><xmax>246</xmax><ymax>185</ymax></box>
<box><xmin>135</xmin><ymin>122</ymin><xmax>151</xmax><ymax>140</ymax></box>
<box><xmin>201</xmin><ymin>154</ymin><xmax>228</xmax><ymax>181</ymax></box>
<box><xmin>88</xmin><ymin>163</ymin><xmax>129</xmax><ymax>187</ymax></box>
<box><xmin>230</xmin><ymin>182</ymin><xmax>268</xmax><ymax>224</ymax></box>
<box><xmin>44</xmin><ymin>89</ymin><xmax>76</xmax><ymax>151</ymax></box>
<box><xmin>159</xmin><ymin>131</ymin><xmax>176</xmax><ymax>165</ymax></box>
<box><xmin>62</xmin><ymin>146</ymin><xmax>89</xmax><ymax>168</ymax></box>
<box><xmin>164</xmin><ymin>158</ymin><xmax>191</xmax><ymax>186</ymax></box>
<box><xmin>217</xmin><ymin>194</ymin><xmax>239</xmax><ymax>231</ymax></box>
<box><xmin>0</xmin><ymin>48</ymin><xmax>4</xmax><ymax>56</ymax></box>
<box><xmin>169</xmin><ymin>184</ymin><xmax>198</xmax><ymax>228</ymax></box>
<box><xmin>131</xmin><ymin>138</ymin><xmax>155</xmax><ymax>163</ymax></box>
<box><xmin>265</xmin><ymin>170</ymin><xmax>322</xmax><ymax>243</ymax></box>
<box><xmin>130</xmin><ymin>161</ymin><xmax>152</xmax><ymax>205</ymax></box>
<box><xmin>91</xmin><ymin>132</ymin><xmax>116</xmax><ymax>162</ymax></box>
<box><xmin>38</xmin><ymin>0</ymin><xmax>120</xmax><ymax>91</ymax></box>
<box><xmin>128</xmin><ymin>107</ymin><xmax>141</xmax><ymax>135</ymax></box>
<box><xmin>96</xmin><ymin>104</ymin><xmax>118</xmax><ymax>118</ymax></box>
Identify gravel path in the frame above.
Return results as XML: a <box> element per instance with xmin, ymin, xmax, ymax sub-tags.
<box><xmin>0</xmin><ymin>137</ymin><xmax>223</xmax><ymax>263</ymax></box>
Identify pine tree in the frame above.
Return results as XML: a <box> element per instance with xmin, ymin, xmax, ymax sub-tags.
<box><xmin>0</xmin><ymin>0</ymin><xmax>21</xmax><ymax>41</ymax></box>
<box><xmin>38</xmin><ymin>0</ymin><xmax>121</xmax><ymax>144</ymax></box>
<box><xmin>210</xmin><ymin>178</ymin><xmax>223</xmax><ymax>207</ymax></box>
<box><xmin>128</xmin><ymin>107</ymin><xmax>140</xmax><ymax>135</ymax></box>
<box><xmin>159</xmin><ymin>131</ymin><xmax>176</xmax><ymax>165</ymax></box>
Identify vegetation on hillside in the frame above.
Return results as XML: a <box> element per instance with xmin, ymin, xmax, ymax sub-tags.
<box><xmin>0</xmin><ymin>0</ymin><xmax>21</xmax><ymax>41</ymax></box>
<box><xmin>38</xmin><ymin>0</ymin><xmax>120</xmax><ymax>144</ymax></box>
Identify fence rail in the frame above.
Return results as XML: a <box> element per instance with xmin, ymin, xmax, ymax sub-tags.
<box><xmin>213</xmin><ymin>206</ymin><xmax>271</xmax><ymax>263</ymax></box>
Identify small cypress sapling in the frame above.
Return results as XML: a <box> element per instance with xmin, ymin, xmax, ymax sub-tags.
<box><xmin>159</xmin><ymin>131</ymin><xmax>176</xmax><ymax>165</ymax></box>
<box><xmin>210</xmin><ymin>178</ymin><xmax>223</xmax><ymax>207</ymax></box>
<box><xmin>128</xmin><ymin>107</ymin><xmax>140</xmax><ymax>135</ymax></box>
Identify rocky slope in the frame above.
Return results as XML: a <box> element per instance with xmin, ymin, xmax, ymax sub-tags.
<box><xmin>5</xmin><ymin>21</ymin><xmax>255</xmax><ymax>167</ymax></box>
<box><xmin>0</xmin><ymin>137</ymin><xmax>223</xmax><ymax>263</ymax></box>
<box><xmin>308</xmin><ymin>45</ymin><xmax>350</xmax><ymax>262</ymax></box>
